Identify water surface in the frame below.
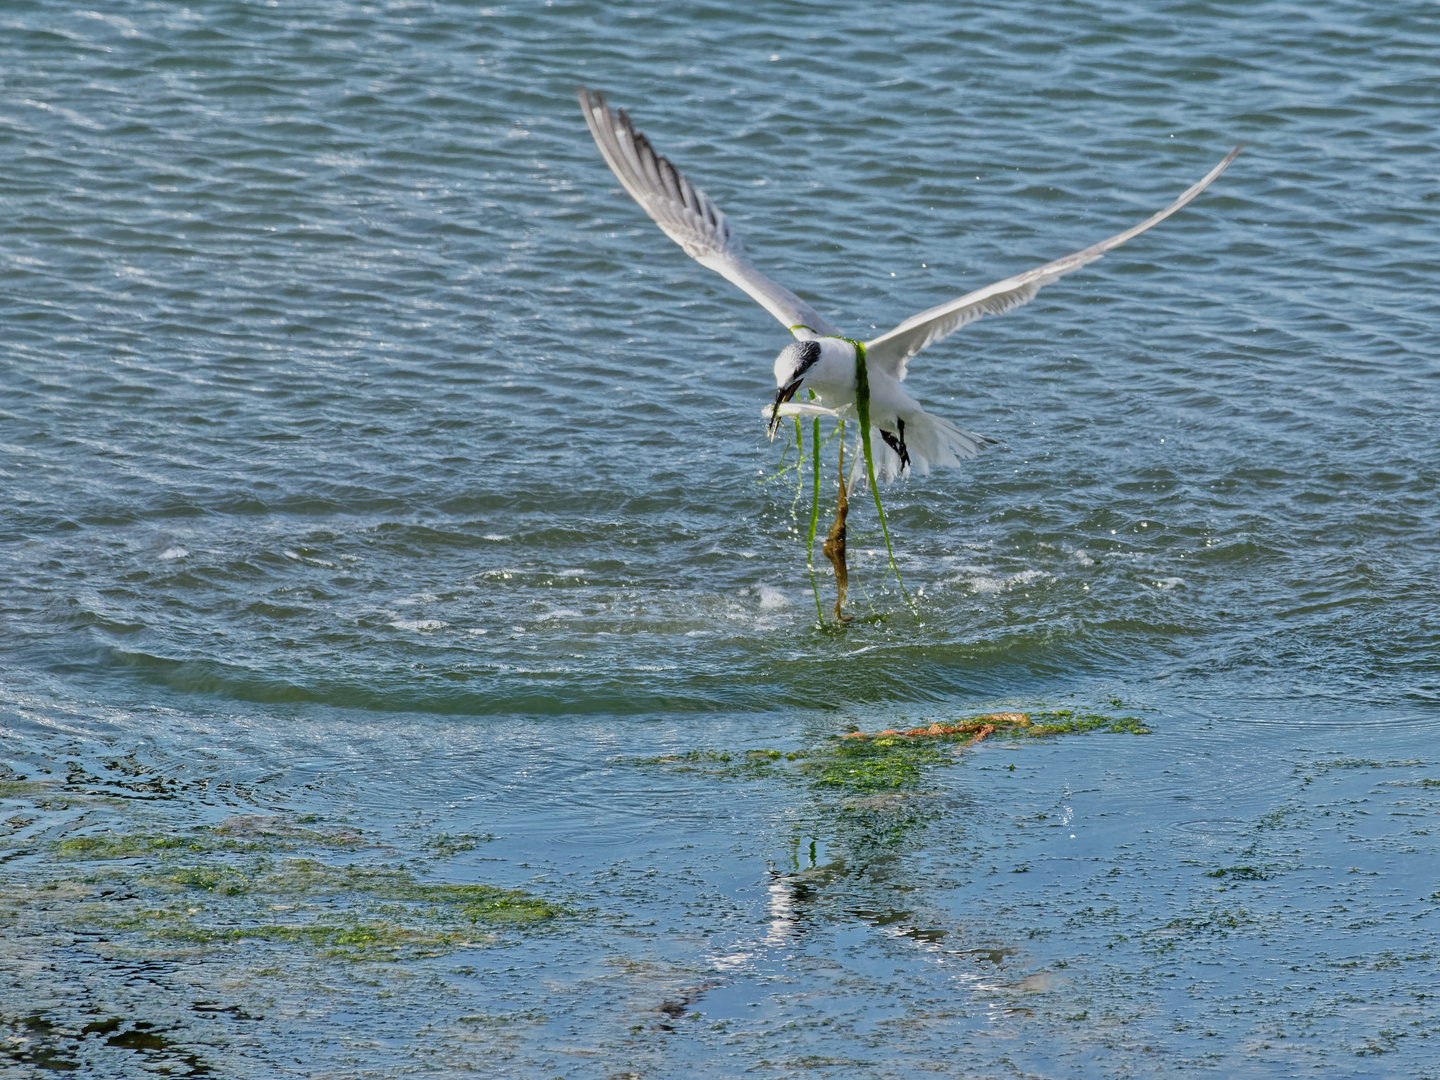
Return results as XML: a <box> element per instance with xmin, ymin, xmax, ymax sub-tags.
<box><xmin>2</xmin><ymin>0</ymin><xmax>1438</xmax><ymax>1076</ymax></box>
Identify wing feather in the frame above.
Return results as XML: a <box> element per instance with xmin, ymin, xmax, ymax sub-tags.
<box><xmin>578</xmin><ymin>88</ymin><xmax>839</xmax><ymax>337</ymax></box>
<box><xmin>865</xmin><ymin>146</ymin><xmax>1243</xmax><ymax>379</ymax></box>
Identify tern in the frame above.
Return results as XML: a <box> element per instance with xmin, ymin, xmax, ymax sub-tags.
<box><xmin>578</xmin><ymin>88</ymin><xmax>1240</xmax><ymax>486</ymax></box>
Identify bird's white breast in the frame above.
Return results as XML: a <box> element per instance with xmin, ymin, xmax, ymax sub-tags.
<box><xmin>808</xmin><ymin>337</ymin><xmax>860</xmax><ymax>395</ymax></box>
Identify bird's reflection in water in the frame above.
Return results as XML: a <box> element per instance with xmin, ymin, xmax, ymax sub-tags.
<box><xmin>764</xmin><ymin>839</ymin><xmax>949</xmax><ymax>948</ymax></box>
<box><xmin>764</xmin><ymin>854</ymin><xmax>847</xmax><ymax>946</ymax></box>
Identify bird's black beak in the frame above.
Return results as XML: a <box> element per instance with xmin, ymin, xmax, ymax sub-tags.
<box><xmin>767</xmin><ymin>379</ymin><xmax>803</xmax><ymax>438</ymax></box>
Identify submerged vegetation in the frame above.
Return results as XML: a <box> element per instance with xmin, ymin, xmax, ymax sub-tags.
<box><xmin>3</xmin><ymin>812</ymin><xmax>563</xmax><ymax>965</ymax></box>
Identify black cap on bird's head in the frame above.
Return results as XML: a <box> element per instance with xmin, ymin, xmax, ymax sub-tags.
<box><xmin>768</xmin><ymin>339</ymin><xmax>822</xmax><ymax>437</ymax></box>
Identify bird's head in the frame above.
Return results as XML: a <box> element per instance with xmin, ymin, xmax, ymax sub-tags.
<box><xmin>768</xmin><ymin>340</ymin><xmax>822</xmax><ymax>437</ymax></box>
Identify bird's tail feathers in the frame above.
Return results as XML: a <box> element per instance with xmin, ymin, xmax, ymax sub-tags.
<box><xmin>847</xmin><ymin>411</ymin><xmax>993</xmax><ymax>491</ymax></box>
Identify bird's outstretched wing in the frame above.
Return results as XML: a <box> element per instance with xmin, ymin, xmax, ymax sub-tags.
<box><xmin>578</xmin><ymin>88</ymin><xmax>839</xmax><ymax>338</ymax></box>
<box><xmin>865</xmin><ymin>146</ymin><xmax>1242</xmax><ymax>380</ymax></box>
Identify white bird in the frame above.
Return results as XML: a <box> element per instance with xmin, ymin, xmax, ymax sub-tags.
<box><xmin>578</xmin><ymin>88</ymin><xmax>1240</xmax><ymax>486</ymax></box>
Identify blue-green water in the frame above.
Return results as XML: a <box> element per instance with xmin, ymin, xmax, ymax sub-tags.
<box><xmin>3</xmin><ymin>1</ymin><xmax>1438</xmax><ymax>1076</ymax></box>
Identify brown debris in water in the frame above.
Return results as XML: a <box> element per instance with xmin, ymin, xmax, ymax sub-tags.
<box><xmin>843</xmin><ymin>713</ymin><xmax>1031</xmax><ymax>744</ymax></box>
<box><xmin>821</xmin><ymin>435</ymin><xmax>850</xmax><ymax>622</ymax></box>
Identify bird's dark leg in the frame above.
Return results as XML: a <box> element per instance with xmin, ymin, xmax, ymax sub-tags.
<box><xmin>879</xmin><ymin>419</ymin><xmax>911</xmax><ymax>473</ymax></box>
<box><xmin>821</xmin><ymin>434</ymin><xmax>850</xmax><ymax>622</ymax></box>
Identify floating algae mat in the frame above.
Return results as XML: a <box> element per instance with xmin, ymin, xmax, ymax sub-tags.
<box><xmin>630</xmin><ymin>708</ymin><xmax>1150</xmax><ymax>793</ymax></box>
<box><xmin>13</xmin><ymin>818</ymin><xmax>560</xmax><ymax>966</ymax></box>
<box><xmin>0</xmin><ymin>761</ymin><xmax>569</xmax><ymax>1076</ymax></box>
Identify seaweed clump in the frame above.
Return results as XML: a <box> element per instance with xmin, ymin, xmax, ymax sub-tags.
<box><xmin>812</xmin><ymin>713</ymin><xmax>1031</xmax><ymax>792</ymax></box>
